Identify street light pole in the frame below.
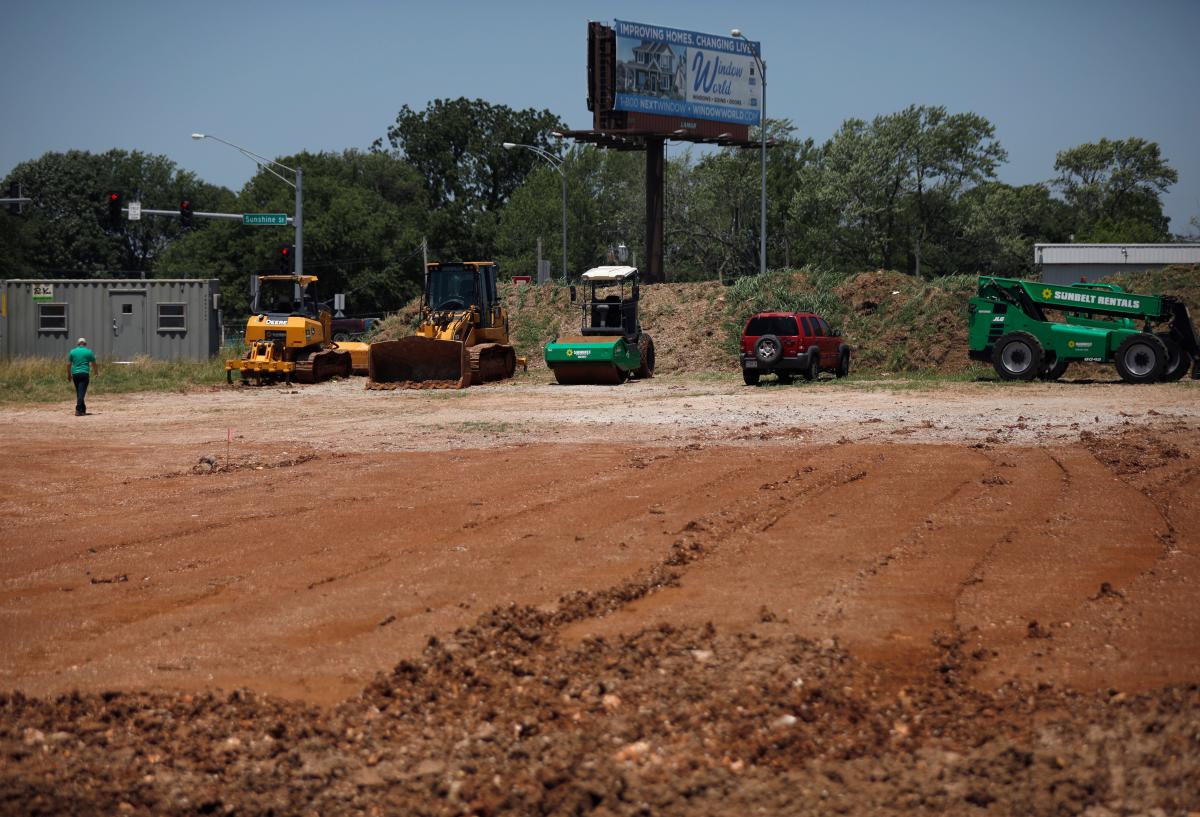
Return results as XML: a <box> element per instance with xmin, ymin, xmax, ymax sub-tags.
<box><xmin>732</xmin><ymin>29</ymin><xmax>767</xmax><ymax>276</ymax></box>
<box><xmin>191</xmin><ymin>133</ymin><xmax>303</xmax><ymax>275</ymax></box>
<box><xmin>503</xmin><ymin>141</ymin><xmax>567</xmax><ymax>281</ymax></box>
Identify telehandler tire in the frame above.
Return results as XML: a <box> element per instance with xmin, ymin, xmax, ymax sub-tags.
<box><xmin>1037</xmin><ymin>357</ymin><xmax>1069</xmax><ymax>381</ymax></box>
<box><xmin>1156</xmin><ymin>333</ymin><xmax>1189</xmax><ymax>382</ymax></box>
<box><xmin>742</xmin><ymin>368</ymin><xmax>760</xmax><ymax>386</ymax></box>
<box><xmin>993</xmin><ymin>331</ymin><xmax>1043</xmax><ymax>381</ymax></box>
<box><xmin>1115</xmin><ymin>334</ymin><xmax>1167</xmax><ymax>384</ymax></box>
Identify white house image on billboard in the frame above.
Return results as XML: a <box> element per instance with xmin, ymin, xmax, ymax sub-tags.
<box><xmin>617</xmin><ymin>41</ymin><xmax>686</xmax><ymax>100</ymax></box>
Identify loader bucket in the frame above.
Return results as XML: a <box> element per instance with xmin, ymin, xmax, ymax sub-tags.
<box><xmin>367</xmin><ymin>337</ymin><xmax>472</xmax><ymax>389</ymax></box>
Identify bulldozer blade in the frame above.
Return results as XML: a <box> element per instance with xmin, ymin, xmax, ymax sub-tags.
<box><xmin>367</xmin><ymin>337</ymin><xmax>472</xmax><ymax>389</ymax></box>
<box><xmin>549</xmin><ymin>362</ymin><xmax>626</xmax><ymax>385</ymax></box>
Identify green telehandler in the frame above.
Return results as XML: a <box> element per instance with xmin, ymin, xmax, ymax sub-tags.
<box><xmin>967</xmin><ymin>276</ymin><xmax>1200</xmax><ymax>384</ymax></box>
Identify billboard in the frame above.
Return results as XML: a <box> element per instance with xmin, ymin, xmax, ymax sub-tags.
<box><xmin>612</xmin><ymin>19</ymin><xmax>761</xmax><ymax>127</ymax></box>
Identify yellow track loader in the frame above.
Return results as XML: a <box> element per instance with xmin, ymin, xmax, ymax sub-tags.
<box><xmin>368</xmin><ymin>261</ymin><xmax>521</xmax><ymax>389</ymax></box>
<box><xmin>226</xmin><ymin>274</ymin><xmax>359</xmax><ymax>384</ymax></box>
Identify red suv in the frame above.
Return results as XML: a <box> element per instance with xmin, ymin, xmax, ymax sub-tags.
<box><xmin>741</xmin><ymin>311</ymin><xmax>851</xmax><ymax>385</ymax></box>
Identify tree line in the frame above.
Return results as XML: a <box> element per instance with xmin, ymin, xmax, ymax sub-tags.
<box><xmin>0</xmin><ymin>98</ymin><xmax>1187</xmax><ymax>316</ymax></box>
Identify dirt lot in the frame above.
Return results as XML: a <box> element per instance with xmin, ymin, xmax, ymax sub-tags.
<box><xmin>2</xmin><ymin>375</ymin><xmax>1199</xmax><ymax>815</ymax></box>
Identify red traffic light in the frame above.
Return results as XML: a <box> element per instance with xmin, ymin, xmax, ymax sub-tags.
<box><xmin>109</xmin><ymin>193</ymin><xmax>119</xmax><ymax>201</ymax></box>
<box><xmin>281</xmin><ymin>248</ymin><xmax>289</xmax><ymax>256</ymax></box>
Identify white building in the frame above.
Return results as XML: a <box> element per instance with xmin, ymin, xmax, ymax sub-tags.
<box><xmin>1036</xmin><ymin>243</ymin><xmax>1200</xmax><ymax>284</ymax></box>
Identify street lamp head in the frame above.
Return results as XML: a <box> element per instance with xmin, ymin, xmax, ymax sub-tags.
<box><xmin>550</xmin><ymin>131</ymin><xmax>565</xmax><ymax>138</ymax></box>
<box><xmin>502</xmin><ymin>142</ymin><xmax>517</xmax><ymax>149</ymax></box>
<box><xmin>190</xmin><ymin>133</ymin><xmax>206</xmax><ymax>140</ymax></box>
<box><xmin>730</xmin><ymin>28</ymin><xmax>742</xmax><ymax>38</ymax></box>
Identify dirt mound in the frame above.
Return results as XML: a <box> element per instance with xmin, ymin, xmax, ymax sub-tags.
<box><xmin>366</xmin><ymin>265</ymin><xmax>1199</xmax><ymax>377</ymax></box>
<box><xmin>4</xmin><ymin>608</ymin><xmax>1196</xmax><ymax>815</ymax></box>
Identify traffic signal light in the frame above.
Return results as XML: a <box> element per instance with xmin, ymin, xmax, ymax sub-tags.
<box><xmin>107</xmin><ymin>192</ymin><xmax>123</xmax><ymax>228</ymax></box>
<box><xmin>277</xmin><ymin>244</ymin><xmax>294</xmax><ymax>274</ymax></box>
<box><xmin>179</xmin><ymin>199</ymin><xmax>193</xmax><ymax>228</ymax></box>
<box><xmin>5</xmin><ymin>182</ymin><xmax>20</xmax><ymax>215</ymax></box>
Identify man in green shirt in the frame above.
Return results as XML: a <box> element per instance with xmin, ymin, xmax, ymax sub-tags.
<box><xmin>67</xmin><ymin>338</ymin><xmax>99</xmax><ymax>416</ymax></box>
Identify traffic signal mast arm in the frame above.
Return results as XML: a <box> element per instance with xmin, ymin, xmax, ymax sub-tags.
<box><xmin>120</xmin><ymin>206</ymin><xmax>293</xmax><ymax>223</ymax></box>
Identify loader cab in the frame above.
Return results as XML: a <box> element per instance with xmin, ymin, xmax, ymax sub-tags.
<box><xmin>577</xmin><ymin>266</ymin><xmax>640</xmax><ymax>339</ymax></box>
<box><xmin>426</xmin><ymin>261</ymin><xmax>500</xmax><ymax>328</ymax></box>
<box><xmin>255</xmin><ymin>275</ymin><xmax>319</xmax><ymax>319</ymax></box>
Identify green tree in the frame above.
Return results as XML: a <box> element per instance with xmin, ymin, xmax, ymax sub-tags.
<box><xmin>496</xmin><ymin>147</ymin><xmax>644</xmax><ymax>278</ymax></box>
<box><xmin>786</xmin><ymin>106</ymin><xmax>1006</xmax><ymax>276</ymax></box>
<box><xmin>381</xmin><ymin>98</ymin><xmax>564</xmax><ymax>260</ymax></box>
<box><xmin>953</xmin><ymin>182</ymin><xmax>1073</xmax><ymax>276</ymax></box>
<box><xmin>663</xmin><ymin>120</ymin><xmax>816</xmax><ymax>281</ymax></box>
<box><xmin>156</xmin><ymin>150</ymin><xmax>428</xmax><ymax>317</ymax></box>
<box><xmin>1053</xmin><ymin>137</ymin><xmax>1177</xmax><ymax>241</ymax></box>
<box><xmin>1</xmin><ymin>150</ymin><xmax>230</xmax><ymax>277</ymax></box>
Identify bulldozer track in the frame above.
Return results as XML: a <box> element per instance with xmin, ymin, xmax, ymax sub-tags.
<box><xmin>468</xmin><ymin>343</ymin><xmax>517</xmax><ymax>383</ymax></box>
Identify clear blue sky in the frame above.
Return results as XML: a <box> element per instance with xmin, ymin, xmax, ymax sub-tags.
<box><xmin>3</xmin><ymin>0</ymin><xmax>1198</xmax><ymax>232</ymax></box>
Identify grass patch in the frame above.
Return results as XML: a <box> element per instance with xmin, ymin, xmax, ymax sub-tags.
<box><xmin>0</xmin><ymin>352</ymin><xmax>237</xmax><ymax>405</ymax></box>
<box><xmin>447</xmin><ymin>420</ymin><xmax>517</xmax><ymax>434</ymax></box>
<box><xmin>510</xmin><ymin>313</ymin><xmax>559</xmax><ymax>357</ymax></box>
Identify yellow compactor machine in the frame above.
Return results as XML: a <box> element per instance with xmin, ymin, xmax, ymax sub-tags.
<box><xmin>226</xmin><ymin>274</ymin><xmax>368</xmax><ymax>384</ymax></box>
<box><xmin>368</xmin><ymin>261</ymin><xmax>521</xmax><ymax>389</ymax></box>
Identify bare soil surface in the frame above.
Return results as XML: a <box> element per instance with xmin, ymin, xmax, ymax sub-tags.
<box><xmin>2</xmin><ymin>377</ymin><xmax>1198</xmax><ymax>815</ymax></box>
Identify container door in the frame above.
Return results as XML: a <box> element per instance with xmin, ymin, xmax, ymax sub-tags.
<box><xmin>111</xmin><ymin>292</ymin><xmax>145</xmax><ymax>360</ymax></box>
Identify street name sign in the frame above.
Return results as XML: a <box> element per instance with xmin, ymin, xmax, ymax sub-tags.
<box><xmin>243</xmin><ymin>213</ymin><xmax>288</xmax><ymax>226</ymax></box>
<box><xmin>128</xmin><ymin>201</ymin><xmax>141</xmax><ymax>221</ymax></box>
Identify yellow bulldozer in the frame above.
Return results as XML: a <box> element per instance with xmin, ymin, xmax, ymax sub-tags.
<box><xmin>368</xmin><ymin>261</ymin><xmax>521</xmax><ymax>389</ymax></box>
<box><xmin>226</xmin><ymin>274</ymin><xmax>368</xmax><ymax>384</ymax></box>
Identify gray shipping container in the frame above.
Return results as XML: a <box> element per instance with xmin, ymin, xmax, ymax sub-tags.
<box><xmin>1</xmin><ymin>279</ymin><xmax>222</xmax><ymax>361</ymax></box>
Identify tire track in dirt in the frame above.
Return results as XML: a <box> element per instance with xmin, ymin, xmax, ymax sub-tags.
<box><xmin>561</xmin><ymin>446</ymin><xmax>983</xmax><ymax>656</ymax></box>
<box><xmin>959</xmin><ymin>445</ymin><xmax>1170</xmax><ymax>690</ymax></box>
<box><xmin>1027</xmin><ymin>432</ymin><xmax>1200</xmax><ymax>690</ymax></box>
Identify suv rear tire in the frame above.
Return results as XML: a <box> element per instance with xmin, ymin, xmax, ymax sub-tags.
<box><xmin>801</xmin><ymin>351</ymin><xmax>819</xmax><ymax>382</ymax></box>
<box><xmin>835</xmin><ymin>347</ymin><xmax>851</xmax><ymax>378</ymax></box>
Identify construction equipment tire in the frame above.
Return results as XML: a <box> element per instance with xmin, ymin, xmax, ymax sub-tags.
<box><xmin>778</xmin><ymin>372</ymin><xmax>793</xmax><ymax>385</ymax></box>
<box><xmin>755</xmin><ymin>335</ymin><xmax>784</xmax><ymax>366</ymax></box>
<box><xmin>634</xmin><ymin>333</ymin><xmax>656</xmax><ymax>378</ymax></box>
<box><xmin>742</xmin><ymin>368</ymin><xmax>760</xmax><ymax>386</ymax></box>
<box><xmin>993</xmin><ymin>331</ymin><xmax>1043</xmax><ymax>381</ymax></box>
<box><xmin>1156</xmin><ymin>333</ymin><xmax>1189</xmax><ymax>382</ymax></box>
<box><xmin>1115</xmin><ymin>333</ymin><xmax>1167</xmax><ymax>384</ymax></box>
<box><xmin>1037</xmin><ymin>357</ymin><xmax>1070</xmax><ymax>381</ymax></box>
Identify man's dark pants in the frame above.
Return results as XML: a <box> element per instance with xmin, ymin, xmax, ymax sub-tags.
<box><xmin>72</xmin><ymin>373</ymin><xmax>89</xmax><ymax>415</ymax></box>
